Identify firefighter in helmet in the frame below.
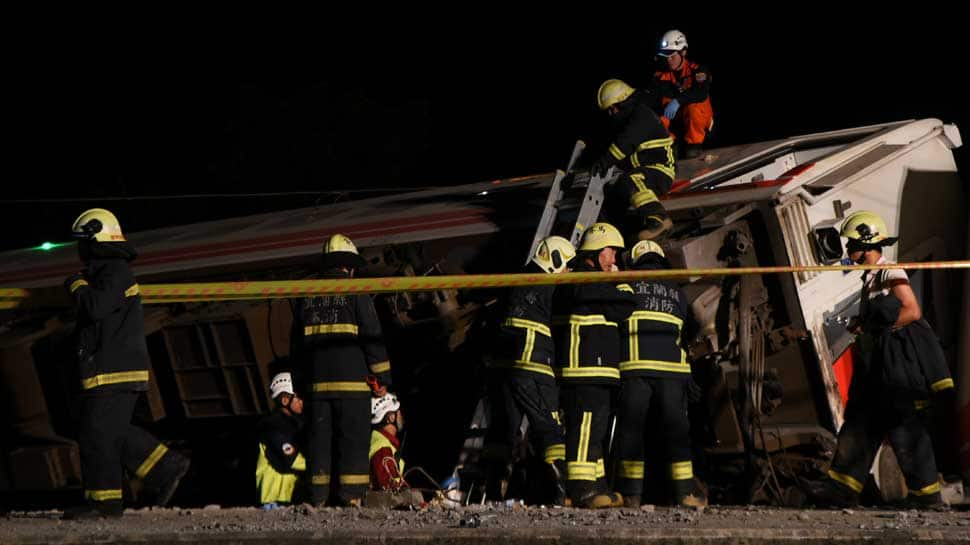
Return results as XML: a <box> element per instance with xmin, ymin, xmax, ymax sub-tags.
<box><xmin>485</xmin><ymin>236</ymin><xmax>576</xmax><ymax>505</ymax></box>
<box><xmin>802</xmin><ymin>211</ymin><xmax>952</xmax><ymax>508</ymax></box>
<box><xmin>291</xmin><ymin>234</ymin><xmax>392</xmax><ymax>507</ymax></box>
<box><xmin>255</xmin><ymin>372</ymin><xmax>306</xmax><ymax>509</ymax></box>
<box><xmin>555</xmin><ymin>224</ymin><xmax>636</xmax><ymax>508</ymax></box>
<box><xmin>592</xmin><ymin>79</ymin><xmax>676</xmax><ymax>241</ymax></box>
<box><xmin>63</xmin><ymin>208</ymin><xmax>190</xmax><ymax>519</ymax></box>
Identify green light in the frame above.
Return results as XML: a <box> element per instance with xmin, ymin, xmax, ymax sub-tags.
<box><xmin>32</xmin><ymin>241</ymin><xmax>70</xmax><ymax>251</ymax></box>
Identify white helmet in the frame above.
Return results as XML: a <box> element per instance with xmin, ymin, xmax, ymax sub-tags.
<box><xmin>371</xmin><ymin>392</ymin><xmax>401</xmax><ymax>424</ymax></box>
<box><xmin>269</xmin><ymin>372</ymin><xmax>295</xmax><ymax>399</ymax></box>
<box><xmin>532</xmin><ymin>236</ymin><xmax>576</xmax><ymax>274</ymax></box>
<box><xmin>658</xmin><ymin>29</ymin><xmax>688</xmax><ymax>57</ymax></box>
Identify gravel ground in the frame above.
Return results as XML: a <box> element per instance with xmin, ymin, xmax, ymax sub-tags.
<box><xmin>3</xmin><ymin>504</ymin><xmax>970</xmax><ymax>544</ymax></box>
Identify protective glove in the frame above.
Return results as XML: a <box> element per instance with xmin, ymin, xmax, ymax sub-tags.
<box><xmin>590</xmin><ymin>156</ymin><xmax>611</xmax><ymax>178</ymax></box>
<box><xmin>663</xmin><ymin>98</ymin><xmax>681</xmax><ymax>120</ymax></box>
<box><xmin>64</xmin><ymin>272</ymin><xmax>86</xmax><ymax>295</ymax></box>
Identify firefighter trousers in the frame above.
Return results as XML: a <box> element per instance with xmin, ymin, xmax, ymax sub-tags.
<box><xmin>308</xmin><ymin>397</ymin><xmax>370</xmax><ymax>505</ymax></box>
<box><xmin>499</xmin><ymin>373</ymin><xmax>565</xmax><ymax>465</ymax></box>
<box><xmin>828</xmin><ymin>396</ymin><xmax>940</xmax><ymax>498</ymax></box>
<box><xmin>79</xmin><ymin>392</ymin><xmax>184</xmax><ymax>508</ymax></box>
<box><xmin>660</xmin><ymin>100</ymin><xmax>713</xmax><ymax>145</ymax></box>
<box><xmin>561</xmin><ymin>384</ymin><xmax>613</xmax><ymax>501</ymax></box>
<box><xmin>609</xmin><ymin>166</ymin><xmax>674</xmax><ymax>233</ymax></box>
<box><xmin>613</xmin><ymin>377</ymin><xmax>695</xmax><ymax>501</ymax></box>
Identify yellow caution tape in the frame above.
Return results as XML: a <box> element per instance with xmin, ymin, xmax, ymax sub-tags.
<box><xmin>1</xmin><ymin>261</ymin><xmax>968</xmax><ymax>310</ymax></box>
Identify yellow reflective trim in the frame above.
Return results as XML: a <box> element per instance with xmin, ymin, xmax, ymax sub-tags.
<box><xmin>914</xmin><ymin>399</ymin><xmax>931</xmax><ymax>411</ymax></box>
<box><xmin>595</xmin><ymin>458</ymin><xmax>606</xmax><ymax>479</ymax></box>
<box><xmin>629</xmin><ymin>310</ymin><xmax>639</xmax><ymax>361</ymax></box>
<box><xmin>631</xmin><ymin>152</ymin><xmax>640</xmax><ymax>167</ymax></box>
<box><xmin>636</xmin><ymin>137</ymin><xmax>675</xmax><ymax>151</ymax></box>
<box><xmin>619</xmin><ymin>460</ymin><xmax>645</xmax><ymax>480</ymax></box>
<box><xmin>522</xmin><ymin>329</ymin><xmax>536</xmax><ymax>363</ymax></box>
<box><xmin>609</xmin><ymin>143</ymin><xmax>626</xmax><ymax>161</ymax></box>
<box><xmin>670</xmin><ymin>461</ymin><xmax>694</xmax><ymax>481</ymax></box>
<box><xmin>631</xmin><ymin>189</ymin><xmax>659</xmax><ymax>208</ymax></box>
<box><xmin>544</xmin><ymin>443</ymin><xmax>565</xmax><ymax>464</ymax></box>
<box><xmin>619</xmin><ymin>360</ymin><xmax>690</xmax><ymax>374</ymax></box>
<box><xmin>569</xmin><ymin>322</ymin><xmax>581</xmax><ymax>369</ymax></box>
<box><xmin>369</xmin><ymin>361</ymin><xmax>391</xmax><ymax>374</ymax></box>
<box><xmin>312</xmin><ymin>474</ymin><xmax>330</xmax><ymax>485</ymax></box>
<box><xmin>304</xmin><ymin>323</ymin><xmax>359</xmax><ymax>336</ymax></box>
<box><xmin>827</xmin><ymin>469</ymin><xmax>863</xmax><ymax>493</ymax></box>
<box><xmin>931</xmin><ymin>378</ymin><xmax>954</xmax><ymax>392</ymax></box>
<box><xmin>630</xmin><ymin>310</ymin><xmax>684</xmax><ymax>328</ymax></box>
<box><xmin>504</xmin><ymin>317</ymin><xmax>552</xmax><ymax>337</ymax></box>
<box><xmin>69</xmin><ymin>279</ymin><xmax>89</xmax><ymax>293</ymax></box>
<box><xmin>551</xmin><ymin>411</ymin><xmax>561</xmax><ymax>425</ymax></box>
<box><xmin>645</xmin><ymin>163</ymin><xmax>676</xmax><ymax>180</ymax></box>
<box><xmin>82</xmin><ymin>370</ymin><xmax>149</xmax><ymax>390</ymax></box>
<box><xmin>292</xmin><ymin>452</ymin><xmax>306</xmax><ymax>472</ymax></box>
<box><xmin>125</xmin><ymin>284</ymin><xmax>140</xmax><ymax>297</ymax></box>
<box><xmin>558</xmin><ymin>367</ymin><xmax>621</xmax><ymax>380</ymax></box>
<box><xmin>569</xmin><ymin>315</ymin><xmax>618</xmax><ymax>327</ymax></box>
<box><xmin>85</xmin><ymin>489</ymin><xmax>123</xmax><ymax>501</ymax></box>
<box><xmin>311</xmin><ymin>381</ymin><xmax>370</xmax><ymax>392</ymax></box>
<box><xmin>617</xmin><ymin>283</ymin><xmax>634</xmax><ymax>293</ymax></box>
<box><xmin>630</xmin><ymin>173</ymin><xmax>647</xmax><ymax>193</ymax></box>
<box><xmin>578</xmin><ymin>412</ymin><xmax>592</xmax><ymax>463</ymax></box>
<box><xmin>567</xmin><ymin>461</ymin><xmax>597</xmax><ymax>481</ymax></box>
<box><xmin>339</xmin><ymin>474</ymin><xmax>370</xmax><ymax>485</ymax></box>
<box><xmin>135</xmin><ymin>443</ymin><xmax>169</xmax><ymax>479</ymax></box>
<box><xmin>511</xmin><ymin>361</ymin><xmax>556</xmax><ymax>377</ymax></box>
<box><xmin>910</xmin><ymin>480</ymin><xmax>941</xmax><ymax>496</ymax></box>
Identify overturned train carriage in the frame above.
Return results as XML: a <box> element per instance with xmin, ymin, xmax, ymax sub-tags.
<box><xmin>0</xmin><ymin>119</ymin><xmax>966</xmax><ymax>507</ymax></box>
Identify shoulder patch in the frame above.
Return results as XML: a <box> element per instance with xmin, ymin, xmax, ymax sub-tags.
<box><xmin>282</xmin><ymin>443</ymin><xmax>295</xmax><ymax>456</ymax></box>
<box><xmin>695</xmin><ymin>72</ymin><xmax>708</xmax><ymax>82</ymax></box>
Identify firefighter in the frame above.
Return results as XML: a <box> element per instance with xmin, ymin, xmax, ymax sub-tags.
<box><xmin>613</xmin><ymin>241</ymin><xmax>706</xmax><ymax>508</ymax></box>
<box><xmin>488</xmin><ymin>236</ymin><xmax>576</xmax><ymax>505</ymax></box>
<box><xmin>592</xmin><ymin>79</ymin><xmax>676</xmax><ymax>241</ymax></box>
<box><xmin>255</xmin><ymin>372</ymin><xmax>306</xmax><ymax>509</ymax></box>
<box><xmin>650</xmin><ymin>29</ymin><xmax>714</xmax><ymax>159</ymax></box>
<box><xmin>555</xmin><ymin>223</ymin><xmax>636</xmax><ymax>508</ymax></box>
<box><xmin>291</xmin><ymin>234</ymin><xmax>392</xmax><ymax>507</ymax></box>
<box><xmin>62</xmin><ymin>208</ymin><xmax>190</xmax><ymax>520</ymax></box>
<box><xmin>802</xmin><ymin>211</ymin><xmax>953</xmax><ymax>508</ymax></box>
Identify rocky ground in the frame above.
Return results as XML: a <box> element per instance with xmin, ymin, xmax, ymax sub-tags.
<box><xmin>3</xmin><ymin>503</ymin><xmax>970</xmax><ymax>544</ymax></box>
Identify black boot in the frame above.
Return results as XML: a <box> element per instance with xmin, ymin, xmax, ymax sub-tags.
<box><xmin>62</xmin><ymin>502</ymin><xmax>123</xmax><ymax>520</ymax></box>
<box><xmin>682</xmin><ymin>144</ymin><xmax>703</xmax><ymax>159</ymax></box>
<box><xmin>799</xmin><ymin>477</ymin><xmax>859</xmax><ymax>508</ymax></box>
<box><xmin>550</xmin><ymin>460</ymin><xmax>567</xmax><ymax>506</ymax></box>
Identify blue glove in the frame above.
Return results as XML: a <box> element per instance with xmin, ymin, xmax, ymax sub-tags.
<box><xmin>663</xmin><ymin>99</ymin><xmax>680</xmax><ymax>120</ymax></box>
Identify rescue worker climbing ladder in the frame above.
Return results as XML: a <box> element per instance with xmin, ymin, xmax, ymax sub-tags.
<box><xmin>63</xmin><ymin>208</ymin><xmax>190</xmax><ymax>520</ymax></box>
<box><xmin>593</xmin><ymin>79</ymin><xmax>676</xmax><ymax>241</ymax></box>
<box><xmin>291</xmin><ymin>234</ymin><xmax>392</xmax><ymax>507</ymax></box>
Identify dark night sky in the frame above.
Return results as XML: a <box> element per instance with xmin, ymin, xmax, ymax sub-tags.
<box><xmin>6</xmin><ymin>13</ymin><xmax>967</xmax><ymax>252</ymax></box>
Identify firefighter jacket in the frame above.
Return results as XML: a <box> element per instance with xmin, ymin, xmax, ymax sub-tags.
<box><xmin>618</xmin><ymin>262</ymin><xmax>690</xmax><ymax>380</ymax></box>
<box><xmin>255</xmin><ymin>409</ymin><xmax>306</xmax><ymax>504</ymax></box>
<box><xmin>495</xmin><ymin>266</ymin><xmax>557</xmax><ymax>380</ymax></box>
<box><xmin>594</xmin><ymin>91</ymin><xmax>675</xmax><ymax>183</ymax></box>
<box><xmin>854</xmin><ymin>269</ymin><xmax>953</xmax><ymax>412</ymax></box>
<box><xmin>369</xmin><ymin>429</ymin><xmax>406</xmax><ymax>491</ymax></box>
<box><xmin>66</xmin><ymin>244</ymin><xmax>150</xmax><ymax>393</ymax></box>
<box><xmin>553</xmin><ymin>262</ymin><xmax>636</xmax><ymax>386</ymax></box>
<box><xmin>291</xmin><ymin>271</ymin><xmax>391</xmax><ymax>398</ymax></box>
<box><xmin>652</xmin><ymin>59</ymin><xmax>712</xmax><ymax>105</ymax></box>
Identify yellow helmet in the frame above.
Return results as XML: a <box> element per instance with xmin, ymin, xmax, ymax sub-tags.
<box><xmin>579</xmin><ymin>223</ymin><xmax>625</xmax><ymax>252</ymax></box>
<box><xmin>840</xmin><ymin>211</ymin><xmax>896</xmax><ymax>245</ymax></box>
<box><xmin>532</xmin><ymin>236</ymin><xmax>576</xmax><ymax>274</ymax></box>
<box><xmin>630</xmin><ymin>240</ymin><xmax>665</xmax><ymax>263</ymax></box>
<box><xmin>71</xmin><ymin>208</ymin><xmax>125</xmax><ymax>242</ymax></box>
<box><xmin>322</xmin><ymin>233</ymin><xmax>366</xmax><ymax>269</ymax></box>
<box><xmin>597</xmin><ymin>79</ymin><xmax>635</xmax><ymax>110</ymax></box>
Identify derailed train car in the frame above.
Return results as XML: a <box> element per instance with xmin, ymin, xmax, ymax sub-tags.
<box><xmin>0</xmin><ymin>119</ymin><xmax>966</xmax><ymax>507</ymax></box>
